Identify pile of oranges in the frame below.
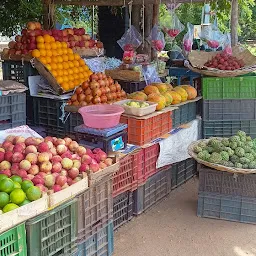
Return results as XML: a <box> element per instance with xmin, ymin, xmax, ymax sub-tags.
<box><xmin>31</xmin><ymin>34</ymin><xmax>92</xmax><ymax>91</ymax></box>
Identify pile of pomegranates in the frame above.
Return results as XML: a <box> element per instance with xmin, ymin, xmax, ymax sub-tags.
<box><xmin>68</xmin><ymin>72</ymin><xmax>127</xmax><ymax>106</ymax></box>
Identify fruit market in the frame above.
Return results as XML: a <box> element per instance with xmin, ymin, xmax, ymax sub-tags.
<box><xmin>0</xmin><ymin>0</ymin><xmax>256</xmax><ymax>255</ymax></box>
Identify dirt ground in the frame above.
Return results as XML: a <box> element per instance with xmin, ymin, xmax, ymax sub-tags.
<box><xmin>114</xmin><ymin>178</ymin><xmax>256</xmax><ymax>256</ymax></box>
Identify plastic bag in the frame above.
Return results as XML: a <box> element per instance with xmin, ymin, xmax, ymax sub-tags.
<box><xmin>223</xmin><ymin>33</ymin><xmax>232</xmax><ymax>55</ymax></box>
<box><xmin>148</xmin><ymin>25</ymin><xmax>166</xmax><ymax>52</ymax></box>
<box><xmin>161</xmin><ymin>10</ymin><xmax>184</xmax><ymax>40</ymax></box>
<box><xmin>117</xmin><ymin>25</ymin><xmax>142</xmax><ymax>64</ymax></box>
<box><xmin>183</xmin><ymin>23</ymin><xmax>194</xmax><ymax>55</ymax></box>
<box><xmin>200</xmin><ymin>25</ymin><xmax>224</xmax><ymax>50</ymax></box>
<box><xmin>142</xmin><ymin>65</ymin><xmax>161</xmax><ymax>85</ymax></box>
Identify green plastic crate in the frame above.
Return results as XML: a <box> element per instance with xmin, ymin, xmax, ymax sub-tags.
<box><xmin>202</xmin><ymin>77</ymin><xmax>256</xmax><ymax>100</ymax></box>
<box><xmin>26</xmin><ymin>199</ymin><xmax>78</xmax><ymax>256</ymax></box>
<box><xmin>0</xmin><ymin>223</ymin><xmax>27</xmax><ymax>256</ymax></box>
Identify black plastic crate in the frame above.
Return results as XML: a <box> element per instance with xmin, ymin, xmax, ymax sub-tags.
<box><xmin>171</xmin><ymin>158</ymin><xmax>197</xmax><ymax>189</ymax></box>
<box><xmin>76</xmin><ymin>175</ymin><xmax>113</xmax><ymax>243</ymax></box>
<box><xmin>197</xmin><ymin>192</ymin><xmax>256</xmax><ymax>224</ymax></box>
<box><xmin>203</xmin><ymin>99</ymin><xmax>256</xmax><ymax>121</ymax></box>
<box><xmin>113</xmin><ymin>191</ymin><xmax>133</xmax><ymax>230</ymax></box>
<box><xmin>26</xmin><ymin>95</ymin><xmax>38</xmax><ymax>126</ymax></box>
<box><xmin>0</xmin><ymin>93</ymin><xmax>26</xmax><ymax>130</ymax></box>
<box><xmin>133</xmin><ymin>167</ymin><xmax>172</xmax><ymax>215</ymax></box>
<box><xmin>172</xmin><ymin>101</ymin><xmax>197</xmax><ymax>128</ymax></box>
<box><xmin>203</xmin><ymin>120</ymin><xmax>256</xmax><ymax>139</ymax></box>
<box><xmin>76</xmin><ymin>130</ymin><xmax>127</xmax><ymax>154</ymax></box>
<box><xmin>2</xmin><ymin>60</ymin><xmax>38</xmax><ymax>86</ymax></box>
<box><xmin>68</xmin><ymin>112</ymin><xmax>83</xmax><ymax>134</ymax></box>
<box><xmin>199</xmin><ymin>166</ymin><xmax>256</xmax><ymax>198</ymax></box>
<box><xmin>26</xmin><ymin>199</ymin><xmax>78</xmax><ymax>256</ymax></box>
<box><xmin>118</xmin><ymin>80</ymin><xmax>147</xmax><ymax>94</ymax></box>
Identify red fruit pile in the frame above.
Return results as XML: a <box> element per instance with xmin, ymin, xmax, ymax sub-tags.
<box><xmin>68</xmin><ymin>72</ymin><xmax>127</xmax><ymax>106</ymax></box>
<box><xmin>204</xmin><ymin>53</ymin><xmax>245</xmax><ymax>70</ymax></box>
<box><xmin>0</xmin><ymin>135</ymin><xmax>112</xmax><ymax>194</ymax></box>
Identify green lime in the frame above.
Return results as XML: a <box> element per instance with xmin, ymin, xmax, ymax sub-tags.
<box><xmin>21</xmin><ymin>180</ymin><xmax>33</xmax><ymax>192</ymax></box>
<box><xmin>0</xmin><ymin>192</ymin><xmax>10</xmax><ymax>209</ymax></box>
<box><xmin>10</xmin><ymin>175</ymin><xmax>22</xmax><ymax>184</ymax></box>
<box><xmin>0</xmin><ymin>178</ymin><xmax>14</xmax><ymax>193</ymax></box>
<box><xmin>0</xmin><ymin>174</ymin><xmax>8</xmax><ymax>181</ymax></box>
<box><xmin>3</xmin><ymin>203</ymin><xmax>19</xmax><ymax>213</ymax></box>
<box><xmin>26</xmin><ymin>186</ymin><xmax>41</xmax><ymax>201</ymax></box>
<box><xmin>19</xmin><ymin>199</ymin><xmax>31</xmax><ymax>207</ymax></box>
<box><xmin>13</xmin><ymin>181</ymin><xmax>21</xmax><ymax>189</ymax></box>
<box><xmin>10</xmin><ymin>189</ymin><xmax>26</xmax><ymax>205</ymax></box>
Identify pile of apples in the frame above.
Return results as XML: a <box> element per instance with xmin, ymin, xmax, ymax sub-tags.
<box><xmin>68</xmin><ymin>72</ymin><xmax>127</xmax><ymax>106</ymax></box>
<box><xmin>0</xmin><ymin>135</ymin><xmax>112</xmax><ymax>194</ymax></box>
<box><xmin>3</xmin><ymin>21</ymin><xmax>103</xmax><ymax>57</ymax></box>
<box><xmin>204</xmin><ymin>52</ymin><xmax>245</xmax><ymax>70</ymax></box>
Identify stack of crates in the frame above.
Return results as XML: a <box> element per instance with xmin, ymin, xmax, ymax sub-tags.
<box><xmin>202</xmin><ymin>77</ymin><xmax>256</xmax><ymax>138</ymax></box>
<box><xmin>198</xmin><ymin>165</ymin><xmax>256</xmax><ymax>224</ymax></box>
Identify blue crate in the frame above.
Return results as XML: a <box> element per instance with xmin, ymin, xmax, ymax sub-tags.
<box><xmin>197</xmin><ymin>192</ymin><xmax>256</xmax><ymax>224</ymax></box>
<box><xmin>75</xmin><ymin>221</ymin><xmax>114</xmax><ymax>256</ymax></box>
<box><xmin>169</xmin><ymin>67</ymin><xmax>200</xmax><ymax>85</ymax></box>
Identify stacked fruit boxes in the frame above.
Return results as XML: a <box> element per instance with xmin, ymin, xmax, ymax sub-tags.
<box><xmin>202</xmin><ymin>77</ymin><xmax>256</xmax><ymax>138</ymax></box>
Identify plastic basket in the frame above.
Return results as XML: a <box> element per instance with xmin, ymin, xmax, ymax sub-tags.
<box><xmin>203</xmin><ymin>120</ymin><xmax>256</xmax><ymax>139</ymax></box>
<box><xmin>113</xmin><ymin>191</ymin><xmax>133</xmax><ymax>230</ymax></box>
<box><xmin>118</xmin><ymin>80</ymin><xmax>147</xmax><ymax>94</ymax></box>
<box><xmin>68</xmin><ymin>112</ymin><xmax>84</xmax><ymax>135</ymax></box>
<box><xmin>203</xmin><ymin>99</ymin><xmax>256</xmax><ymax>121</ymax></box>
<box><xmin>172</xmin><ymin>102</ymin><xmax>197</xmax><ymax>128</ymax></box>
<box><xmin>199</xmin><ymin>166</ymin><xmax>256</xmax><ymax>197</ymax></box>
<box><xmin>171</xmin><ymin>158</ymin><xmax>197</xmax><ymax>189</ymax></box>
<box><xmin>75</xmin><ymin>221</ymin><xmax>114</xmax><ymax>256</ymax></box>
<box><xmin>120</xmin><ymin>111</ymin><xmax>172</xmax><ymax>145</ymax></box>
<box><xmin>77</xmin><ymin>175</ymin><xmax>113</xmax><ymax>243</ymax></box>
<box><xmin>26</xmin><ymin>95</ymin><xmax>37</xmax><ymax>126</ymax></box>
<box><xmin>2</xmin><ymin>60</ymin><xmax>39</xmax><ymax>86</ymax></box>
<box><xmin>0</xmin><ymin>93</ymin><xmax>26</xmax><ymax>130</ymax></box>
<box><xmin>0</xmin><ymin>223</ymin><xmax>27</xmax><ymax>256</ymax></box>
<box><xmin>197</xmin><ymin>192</ymin><xmax>256</xmax><ymax>224</ymax></box>
<box><xmin>202</xmin><ymin>77</ymin><xmax>256</xmax><ymax>100</ymax></box>
<box><xmin>26</xmin><ymin>199</ymin><xmax>78</xmax><ymax>256</ymax></box>
<box><xmin>133</xmin><ymin>167</ymin><xmax>172</xmax><ymax>215</ymax></box>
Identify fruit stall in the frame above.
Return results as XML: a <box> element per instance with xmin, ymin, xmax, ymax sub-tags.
<box><xmin>0</xmin><ymin>1</ymin><xmax>256</xmax><ymax>255</ymax></box>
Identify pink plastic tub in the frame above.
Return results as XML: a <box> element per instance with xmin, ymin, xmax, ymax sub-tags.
<box><xmin>78</xmin><ymin>104</ymin><xmax>124</xmax><ymax>129</ymax></box>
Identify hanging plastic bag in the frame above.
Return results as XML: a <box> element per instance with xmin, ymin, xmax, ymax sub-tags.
<box><xmin>200</xmin><ymin>25</ymin><xmax>224</xmax><ymax>50</ymax></box>
<box><xmin>117</xmin><ymin>25</ymin><xmax>143</xmax><ymax>64</ymax></box>
<box><xmin>148</xmin><ymin>25</ymin><xmax>166</xmax><ymax>52</ymax></box>
<box><xmin>142</xmin><ymin>65</ymin><xmax>161</xmax><ymax>85</ymax></box>
<box><xmin>161</xmin><ymin>10</ymin><xmax>184</xmax><ymax>40</ymax></box>
<box><xmin>183</xmin><ymin>23</ymin><xmax>194</xmax><ymax>55</ymax></box>
<box><xmin>223</xmin><ymin>33</ymin><xmax>232</xmax><ymax>55</ymax></box>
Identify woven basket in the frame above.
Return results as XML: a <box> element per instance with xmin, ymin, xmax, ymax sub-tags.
<box><xmin>186</xmin><ymin>46</ymin><xmax>256</xmax><ymax>77</ymax></box>
<box><xmin>188</xmin><ymin>138</ymin><xmax>256</xmax><ymax>175</ymax></box>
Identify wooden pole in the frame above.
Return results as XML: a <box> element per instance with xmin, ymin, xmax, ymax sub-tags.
<box><xmin>152</xmin><ymin>4</ymin><xmax>160</xmax><ymax>25</ymax></box>
<box><xmin>231</xmin><ymin>0</ymin><xmax>238</xmax><ymax>46</ymax></box>
<box><xmin>43</xmin><ymin>0</ymin><xmax>55</xmax><ymax>29</ymax></box>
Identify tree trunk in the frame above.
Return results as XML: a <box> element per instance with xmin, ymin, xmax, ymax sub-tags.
<box><xmin>231</xmin><ymin>0</ymin><xmax>238</xmax><ymax>46</ymax></box>
<box><xmin>42</xmin><ymin>0</ymin><xmax>55</xmax><ymax>29</ymax></box>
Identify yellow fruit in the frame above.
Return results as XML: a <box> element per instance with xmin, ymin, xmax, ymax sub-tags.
<box><xmin>61</xmin><ymin>42</ymin><xmax>68</xmax><ymax>48</ymax></box>
<box><xmin>79</xmin><ymin>59</ymin><xmax>85</xmax><ymax>66</ymax></box>
<box><xmin>43</xmin><ymin>34</ymin><xmax>51</xmax><ymax>43</ymax></box>
<box><xmin>74</xmin><ymin>53</ymin><xmax>80</xmax><ymax>60</ymax></box>
<box><xmin>57</xmin><ymin>48</ymin><xmax>63</xmax><ymax>56</ymax></box>
<box><xmin>52</xmin><ymin>51</ymin><xmax>58</xmax><ymax>57</ymax></box>
<box><xmin>39</xmin><ymin>49</ymin><xmax>46</xmax><ymax>57</ymax></box>
<box><xmin>169</xmin><ymin>91</ymin><xmax>182</xmax><ymax>105</ymax></box>
<box><xmin>45</xmin><ymin>56</ymin><xmax>52</xmax><ymax>64</ymax></box>
<box><xmin>68</xmin><ymin>62</ymin><xmax>74</xmax><ymax>68</ymax></box>
<box><xmin>144</xmin><ymin>85</ymin><xmax>160</xmax><ymax>95</ymax></box>
<box><xmin>128</xmin><ymin>92</ymin><xmax>148</xmax><ymax>101</ymax></box>
<box><xmin>37</xmin><ymin>43</ymin><xmax>45</xmax><ymax>49</ymax></box>
<box><xmin>45</xmin><ymin>64</ymin><xmax>51</xmax><ymax>71</ymax></box>
<box><xmin>31</xmin><ymin>49</ymin><xmax>40</xmax><ymax>58</ymax></box>
<box><xmin>62</xmin><ymin>48</ymin><xmax>68</xmax><ymax>55</ymax></box>
<box><xmin>181</xmin><ymin>85</ymin><xmax>198</xmax><ymax>100</ymax></box>
<box><xmin>51</xmin><ymin>63</ymin><xmax>58</xmax><ymax>70</ymax></box>
<box><xmin>68</xmin><ymin>69</ymin><xmax>74</xmax><ymax>75</ymax></box>
<box><xmin>147</xmin><ymin>93</ymin><xmax>166</xmax><ymax>111</ymax></box>
<box><xmin>162</xmin><ymin>92</ymin><xmax>173</xmax><ymax>106</ymax></box>
<box><xmin>73</xmin><ymin>67</ymin><xmax>79</xmax><ymax>74</ymax></box>
<box><xmin>36</xmin><ymin>36</ymin><xmax>44</xmax><ymax>43</ymax></box>
<box><xmin>39</xmin><ymin>57</ymin><xmax>47</xmax><ymax>65</ymax></box>
<box><xmin>68</xmin><ymin>54</ymin><xmax>74</xmax><ymax>61</ymax></box>
<box><xmin>63</xmin><ymin>55</ymin><xmax>69</xmax><ymax>62</ymax></box>
<box><xmin>46</xmin><ymin>50</ymin><xmax>53</xmax><ymax>57</ymax></box>
<box><xmin>63</xmin><ymin>76</ymin><xmax>69</xmax><ymax>83</ymax></box>
<box><xmin>63</xmin><ymin>70</ymin><xmax>69</xmax><ymax>76</ymax></box>
<box><xmin>73</xmin><ymin>60</ymin><xmax>80</xmax><ymax>67</ymax></box>
<box><xmin>57</xmin><ymin>63</ymin><xmax>63</xmax><ymax>70</ymax></box>
<box><xmin>173</xmin><ymin>87</ymin><xmax>188</xmax><ymax>102</ymax></box>
<box><xmin>50</xmin><ymin>42</ymin><xmax>57</xmax><ymax>50</ymax></box>
<box><xmin>56</xmin><ymin>41</ymin><xmax>62</xmax><ymax>49</ymax></box>
<box><xmin>56</xmin><ymin>77</ymin><xmax>63</xmax><ymax>84</ymax></box>
<box><xmin>56</xmin><ymin>69</ymin><xmax>63</xmax><ymax>76</ymax></box>
<box><xmin>67</xmin><ymin>48</ymin><xmax>73</xmax><ymax>54</ymax></box>
<box><xmin>61</xmin><ymin>82</ymin><xmax>69</xmax><ymax>91</ymax></box>
<box><xmin>52</xmin><ymin>70</ymin><xmax>57</xmax><ymax>77</ymax></box>
<box><xmin>63</xmin><ymin>62</ymin><xmax>69</xmax><ymax>69</ymax></box>
<box><xmin>45</xmin><ymin>43</ymin><xmax>51</xmax><ymax>50</ymax></box>
<box><xmin>57</xmin><ymin>56</ymin><xmax>63</xmax><ymax>63</ymax></box>
<box><xmin>50</xmin><ymin>36</ymin><xmax>55</xmax><ymax>42</ymax></box>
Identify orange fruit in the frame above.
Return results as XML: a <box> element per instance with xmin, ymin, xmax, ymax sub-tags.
<box><xmin>74</xmin><ymin>53</ymin><xmax>80</xmax><ymax>60</ymax></box>
<box><xmin>61</xmin><ymin>82</ymin><xmax>69</xmax><ymax>91</ymax></box>
<box><xmin>63</xmin><ymin>70</ymin><xmax>69</xmax><ymax>76</ymax></box>
<box><xmin>31</xmin><ymin>49</ymin><xmax>40</xmax><ymax>58</ymax></box>
<box><xmin>45</xmin><ymin>56</ymin><xmax>52</xmax><ymax>64</ymax></box>
<box><xmin>57</xmin><ymin>48</ymin><xmax>63</xmax><ymax>56</ymax></box>
<box><xmin>87</xmin><ymin>70</ymin><xmax>93</xmax><ymax>76</ymax></box>
<box><xmin>51</xmin><ymin>57</ymin><xmax>58</xmax><ymax>64</ymax></box>
<box><xmin>67</xmin><ymin>48</ymin><xmax>73</xmax><ymax>54</ymax></box>
<box><xmin>79</xmin><ymin>73</ymin><xmax>84</xmax><ymax>79</ymax></box>
<box><xmin>51</xmin><ymin>63</ymin><xmax>58</xmax><ymax>70</ymax></box>
<box><xmin>57</xmin><ymin>69</ymin><xmax>64</xmax><ymax>76</ymax></box>
<box><xmin>63</xmin><ymin>76</ymin><xmax>69</xmax><ymax>83</ymax></box>
<box><xmin>39</xmin><ymin>57</ymin><xmax>47</xmax><ymax>65</ymax></box>
<box><xmin>50</xmin><ymin>36</ymin><xmax>55</xmax><ymax>42</ymax></box>
<box><xmin>37</xmin><ymin>43</ymin><xmax>45</xmax><ymax>49</ymax></box>
<box><xmin>78</xmin><ymin>67</ymin><xmax>83</xmax><ymax>73</ymax></box>
<box><xmin>36</xmin><ymin>36</ymin><xmax>44</xmax><ymax>43</ymax></box>
<box><xmin>63</xmin><ymin>62</ymin><xmax>69</xmax><ymax>69</ymax></box>
<box><xmin>52</xmin><ymin>50</ymin><xmax>58</xmax><ymax>57</ymax></box>
<box><xmin>56</xmin><ymin>77</ymin><xmax>63</xmax><ymax>84</ymax></box>
<box><xmin>46</xmin><ymin>51</ymin><xmax>52</xmax><ymax>57</ymax></box>
<box><xmin>50</xmin><ymin>42</ymin><xmax>57</xmax><ymax>50</ymax></box>
<box><xmin>68</xmin><ymin>62</ymin><xmax>74</xmax><ymax>68</ymax></box>
<box><xmin>56</xmin><ymin>41</ymin><xmax>62</xmax><ymax>49</ymax></box>
<box><xmin>83</xmin><ymin>65</ymin><xmax>89</xmax><ymax>72</ymax></box>
<box><xmin>45</xmin><ymin>43</ymin><xmax>51</xmax><ymax>50</ymax></box>
<box><xmin>45</xmin><ymin>64</ymin><xmax>52</xmax><ymax>71</ymax></box>
<box><xmin>73</xmin><ymin>80</ymin><xmax>80</xmax><ymax>87</ymax></box>
<box><xmin>52</xmin><ymin>70</ymin><xmax>58</xmax><ymax>77</ymax></box>
<box><xmin>68</xmin><ymin>69</ymin><xmax>74</xmax><ymax>75</ymax></box>
<box><xmin>73</xmin><ymin>60</ymin><xmax>80</xmax><ymax>67</ymax></box>
<box><xmin>73</xmin><ymin>67</ymin><xmax>79</xmax><ymax>74</ymax></box>
<box><xmin>39</xmin><ymin>49</ymin><xmax>46</xmax><ymax>57</ymax></box>
<box><xmin>69</xmin><ymin>81</ymin><xmax>75</xmax><ymax>89</ymax></box>
<box><xmin>68</xmin><ymin>75</ymin><xmax>74</xmax><ymax>81</ymax></box>
<box><xmin>43</xmin><ymin>34</ymin><xmax>51</xmax><ymax>43</ymax></box>
<box><xmin>68</xmin><ymin>54</ymin><xmax>74</xmax><ymax>61</ymax></box>
<box><xmin>62</xmin><ymin>48</ymin><xmax>68</xmax><ymax>55</ymax></box>
<box><xmin>63</xmin><ymin>55</ymin><xmax>69</xmax><ymax>62</ymax></box>
<box><xmin>57</xmin><ymin>63</ymin><xmax>63</xmax><ymax>70</ymax></box>
<box><xmin>57</xmin><ymin>56</ymin><xmax>63</xmax><ymax>63</ymax></box>
<box><xmin>79</xmin><ymin>59</ymin><xmax>85</xmax><ymax>66</ymax></box>
<box><xmin>61</xmin><ymin>42</ymin><xmax>68</xmax><ymax>48</ymax></box>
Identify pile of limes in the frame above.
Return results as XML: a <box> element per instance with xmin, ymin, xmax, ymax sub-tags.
<box><xmin>0</xmin><ymin>174</ymin><xmax>42</xmax><ymax>213</ymax></box>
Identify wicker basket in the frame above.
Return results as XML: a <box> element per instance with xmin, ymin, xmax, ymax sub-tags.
<box><xmin>188</xmin><ymin>138</ymin><xmax>256</xmax><ymax>175</ymax></box>
<box><xmin>186</xmin><ymin>46</ymin><xmax>256</xmax><ymax>77</ymax></box>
